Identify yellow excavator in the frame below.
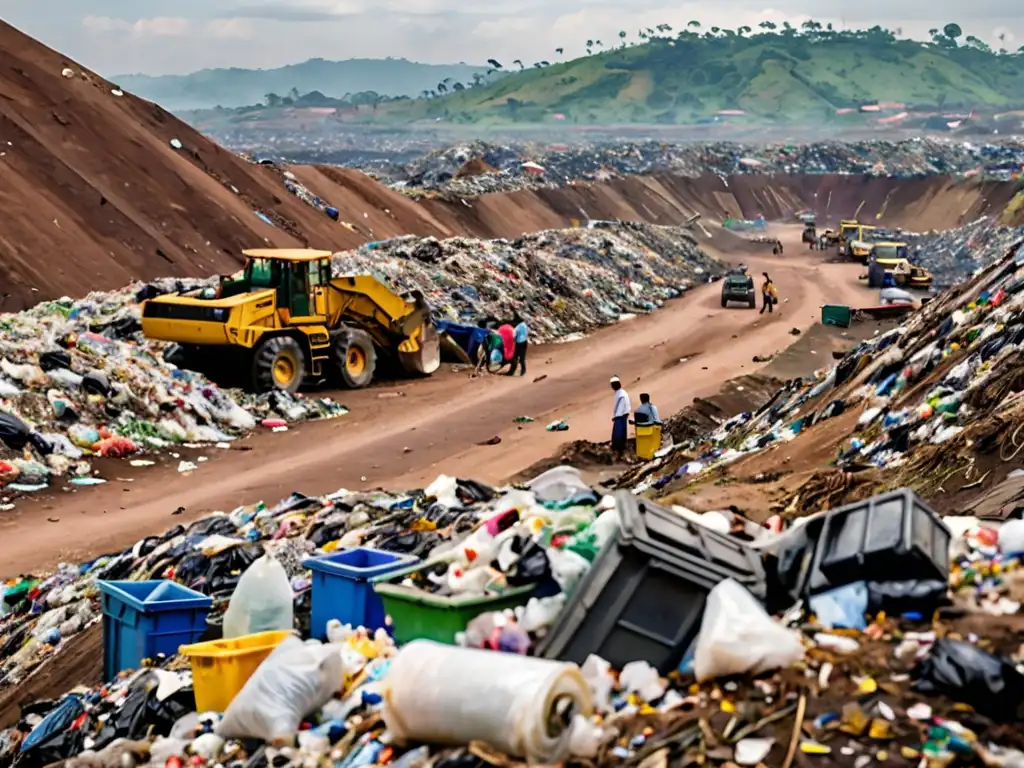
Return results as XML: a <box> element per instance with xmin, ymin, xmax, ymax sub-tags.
<box><xmin>140</xmin><ymin>248</ymin><xmax>441</xmax><ymax>393</ymax></box>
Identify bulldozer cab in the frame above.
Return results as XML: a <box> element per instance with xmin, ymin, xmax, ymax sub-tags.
<box><xmin>235</xmin><ymin>249</ymin><xmax>333</xmax><ymax>322</ymax></box>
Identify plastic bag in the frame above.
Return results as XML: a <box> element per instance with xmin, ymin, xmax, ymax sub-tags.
<box><xmin>0</xmin><ymin>410</ymin><xmax>31</xmax><ymax>451</ymax></box>
<box><xmin>693</xmin><ymin>579</ymin><xmax>804</xmax><ymax>682</ymax></box>
<box><xmin>221</xmin><ymin>554</ymin><xmax>294</xmax><ymax>639</ymax></box>
<box><xmin>217</xmin><ymin>636</ymin><xmax>343</xmax><ymax>741</ymax></box>
<box><xmin>911</xmin><ymin>639</ymin><xmax>1024</xmax><ymax>722</ymax></box>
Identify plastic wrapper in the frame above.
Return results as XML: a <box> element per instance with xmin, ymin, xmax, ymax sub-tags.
<box><xmin>694</xmin><ymin>578</ymin><xmax>804</xmax><ymax>682</ymax></box>
<box><xmin>221</xmin><ymin>554</ymin><xmax>294</xmax><ymax>639</ymax></box>
<box><xmin>382</xmin><ymin>640</ymin><xmax>593</xmax><ymax>763</ymax></box>
<box><xmin>217</xmin><ymin>636</ymin><xmax>343</xmax><ymax>741</ymax></box>
<box><xmin>912</xmin><ymin>639</ymin><xmax>1024</xmax><ymax>722</ymax></box>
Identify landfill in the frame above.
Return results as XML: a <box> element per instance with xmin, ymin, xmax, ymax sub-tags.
<box><xmin>0</xmin><ymin>223</ymin><xmax>714</xmax><ymax>497</ymax></box>
<box><xmin>360</xmin><ymin>139</ymin><xmax>1024</xmax><ymax>196</ymax></box>
<box><xmin>334</xmin><ymin>223</ymin><xmax>719</xmax><ymax>340</ymax></box>
<box><xmin>0</xmin><ymin>283</ymin><xmax>348</xmax><ymax>499</ymax></box>
<box><xmin>7</xmin><ymin>448</ymin><xmax>1024</xmax><ymax>768</ymax></box>
<box><xmin>897</xmin><ymin>218</ymin><xmax>1024</xmax><ymax>289</ymax></box>
<box><xmin>622</xmin><ymin>231</ymin><xmax>1024</xmax><ymax>517</ymax></box>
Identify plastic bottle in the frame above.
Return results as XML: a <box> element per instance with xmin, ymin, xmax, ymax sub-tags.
<box><xmin>222</xmin><ymin>554</ymin><xmax>294</xmax><ymax>638</ymax></box>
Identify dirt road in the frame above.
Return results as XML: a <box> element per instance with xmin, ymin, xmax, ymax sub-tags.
<box><xmin>0</xmin><ymin>235</ymin><xmax>869</xmax><ymax>576</ymax></box>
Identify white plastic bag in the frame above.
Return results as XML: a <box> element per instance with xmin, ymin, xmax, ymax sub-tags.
<box><xmin>217</xmin><ymin>636</ymin><xmax>343</xmax><ymax>741</ymax></box>
<box><xmin>221</xmin><ymin>554</ymin><xmax>294</xmax><ymax>639</ymax></box>
<box><xmin>693</xmin><ymin>579</ymin><xmax>804</xmax><ymax>682</ymax></box>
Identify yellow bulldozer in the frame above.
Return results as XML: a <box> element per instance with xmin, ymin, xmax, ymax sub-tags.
<box><xmin>140</xmin><ymin>249</ymin><xmax>441</xmax><ymax>393</ymax></box>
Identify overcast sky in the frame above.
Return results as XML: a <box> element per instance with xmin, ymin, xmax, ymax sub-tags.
<box><xmin>1</xmin><ymin>0</ymin><xmax>1021</xmax><ymax>76</ymax></box>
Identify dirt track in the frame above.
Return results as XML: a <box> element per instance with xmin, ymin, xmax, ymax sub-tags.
<box><xmin>0</xmin><ymin>228</ymin><xmax>869</xmax><ymax>577</ymax></box>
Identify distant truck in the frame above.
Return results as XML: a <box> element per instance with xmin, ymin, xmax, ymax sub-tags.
<box><xmin>721</xmin><ymin>268</ymin><xmax>756</xmax><ymax>308</ymax></box>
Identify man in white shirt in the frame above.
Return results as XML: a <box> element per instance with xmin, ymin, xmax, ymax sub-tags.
<box><xmin>610</xmin><ymin>376</ymin><xmax>631</xmax><ymax>456</ymax></box>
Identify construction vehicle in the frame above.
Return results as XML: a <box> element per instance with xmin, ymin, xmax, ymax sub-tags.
<box><xmin>844</xmin><ymin>224</ymin><xmax>878</xmax><ymax>262</ymax></box>
<box><xmin>721</xmin><ymin>267</ymin><xmax>756</xmax><ymax>308</ymax></box>
<box><xmin>140</xmin><ymin>249</ymin><xmax>441</xmax><ymax>393</ymax></box>
<box><xmin>867</xmin><ymin>253</ymin><xmax>933</xmax><ymax>290</ymax></box>
<box><xmin>836</xmin><ymin>219</ymin><xmax>861</xmax><ymax>255</ymax></box>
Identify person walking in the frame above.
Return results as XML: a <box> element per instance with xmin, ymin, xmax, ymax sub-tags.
<box><xmin>507</xmin><ymin>314</ymin><xmax>529</xmax><ymax>376</ymax></box>
<box><xmin>760</xmin><ymin>272</ymin><xmax>777</xmax><ymax>315</ymax></box>
<box><xmin>610</xmin><ymin>377</ymin><xmax>631</xmax><ymax>457</ymax></box>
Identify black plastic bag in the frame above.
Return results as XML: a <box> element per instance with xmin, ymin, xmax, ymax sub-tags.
<box><xmin>81</xmin><ymin>371</ymin><xmax>111</xmax><ymax>397</ymax></box>
<box><xmin>505</xmin><ymin>537</ymin><xmax>551</xmax><ymax>587</ymax></box>
<box><xmin>0</xmin><ymin>410</ymin><xmax>31</xmax><ymax>451</ymax></box>
<box><xmin>38</xmin><ymin>349</ymin><xmax>72</xmax><ymax>372</ymax></box>
<box><xmin>911</xmin><ymin>639</ymin><xmax>1024</xmax><ymax>721</ymax></box>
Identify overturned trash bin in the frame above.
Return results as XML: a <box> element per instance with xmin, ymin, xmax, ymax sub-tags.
<box><xmin>304</xmin><ymin>547</ymin><xmax>419</xmax><ymax>639</ymax></box>
<box><xmin>98</xmin><ymin>580</ymin><xmax>211</xmax><ymax>681</ymax></box>
<box><xmin>537</xmin><ymin>492</ymin><xmax>765</xmax><ymax>673</ymax></box>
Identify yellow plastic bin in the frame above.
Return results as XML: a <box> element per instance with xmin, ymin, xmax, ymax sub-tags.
<box><xmin>179</xmin><ymin>629</ymin><xmax>292</xmax><ymax>712</ymax></box>
<box><xmin>635</xmin><ymin>424</ymin><xmax>662</xmax><ymax>460</ymax></box>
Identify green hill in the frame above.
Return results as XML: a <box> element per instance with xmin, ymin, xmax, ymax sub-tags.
<box><xmin>357</xmin><ymin>24</ymin><xmax>1024</xmax><ymax>125</ymax></box>
<box><xmin>114</xmin><ymin>58</ymin><xmax>490</xmax><ymax>111</ymax></box>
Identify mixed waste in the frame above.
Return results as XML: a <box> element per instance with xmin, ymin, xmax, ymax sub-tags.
<box><xmin>0</xmin><ymin>284</ymin><xmax>348</xmax><ymax>499</ymax></box>
<box><xmin>899</xmin><ymin>218</ymin><xmax>1024</xmax><ymax>289</ymax></box>
<box><xmin>357</xmin><ymin>139</ymin><xmax>1024</xmax><ymax>196</ymax></box>
<box><xmin>338</xmin><ymin>223</ymin><xmax>719</xmax><ymax>340</ymax></box>
<box><xmin>627</xmin><ymin>231</ymin><xmax>1024</xmax><ymax>520</ymax></box>
<box><xmin>6</xmin><ymin>452</ymin><xmax>1024</xmax><ymax>768</ymax></box>
<box><xmin>0</xmin><ymin>224</ymin><xmax>715</xmax><ymax>498</ymax></box>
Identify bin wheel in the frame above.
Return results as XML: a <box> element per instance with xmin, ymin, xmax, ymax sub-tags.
<box><xmin>253</xmin><ymin>336</ymin><xmax>305</xmax><ymax>393</ymax></box>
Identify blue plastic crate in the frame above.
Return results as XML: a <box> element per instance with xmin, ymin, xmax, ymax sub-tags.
<box><xmin>98</xmin><ymin>580</ymin><xmax>211</xmax><ymax>681</ymax></box>
<box><xmin>304</xmin><ymin>547</ymin><xmax>419</xmax><ymax>638</ymax></box>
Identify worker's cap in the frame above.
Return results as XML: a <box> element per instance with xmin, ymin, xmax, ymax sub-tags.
<box><xmin>609</xmin><ymin>376</ymin><xmax>620</xmax><ymax>384</ymax></box>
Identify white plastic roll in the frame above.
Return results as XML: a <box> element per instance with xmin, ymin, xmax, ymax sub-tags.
<box><xmin>382</xmin><ymin>640</ymin><xmax>593</xmax><ymax>763</ymax></box>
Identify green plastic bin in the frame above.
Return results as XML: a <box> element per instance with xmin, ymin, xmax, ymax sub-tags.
<box><xmin>372</xmin><ymin>562</ymin><xmax>535</xmax><ymax>645</ymax></box>
<box><xmin>822</xmin><ymin>304</ymin><xmax>853</xmax><ymax>328</ymax></box>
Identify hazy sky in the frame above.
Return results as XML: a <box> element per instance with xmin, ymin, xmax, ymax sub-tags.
<box><xmin>1</xmin><ymin>0</ymin><xmax>1021</xmax><ymax>75</ymax></box>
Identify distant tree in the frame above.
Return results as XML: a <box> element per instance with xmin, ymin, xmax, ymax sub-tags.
<box><xmin>436</xmin><ymin>82</ymin><xmax>448</xmax><ymax>93</ymax></box>
<box><xmin>288</xmin><ymin>86</ymin><xmax>300</xmax><ymax>101</ymax></box>
<box><xmin>738</xmin><ymin>26</ymin><xmax>752</xmax><ymax>36</ymax></box>
<box><xmin>471</xmin><ymin>73</ymin><xmax>485</xmax><ymax>86</ymax></box>
<box><xmin>264</xmin><ymin>92</ymin><xmax>282</xmax><ymax>107</ymax></box>
<box><xmin>420</xmin><ymin>90</ymin><xmax>431</xmax><ymax>99</ymax></box>
<box><xmin>556</xmin><ymin>47</ymin><xmax>564</xmax><ymax>55</ymax></box>
<box><xmin>487</xmin><ymin>58</ymin><xmax>503</xmax><ymax>69</ymax></box>
<box><xmin>943</xmin><ymin>23</ymin><xmax>963</xmax><ymax>41</ymax></box>
<box><xmin>540</xmin><ymin>60</ymin><xmax>550</xmax><ymax>66</ymax></box>
<box><xmin>585</xmin><ymin>39</ymin><xmax>594</xmax><ymax>54</ymax></box>
<box><xmin>452</xmin><ymin>82</ymin><xmax>465</xmax><ymax>91</ymax></box>
<box><xmin>513</xmin><ymin>59</ymin><xmax>524</xmax><ymax>70</ymax></box>
<box><xmin>759</xmin><ymin>21</ymin><xmax>777</xmax><ymax>31</ymax></box>
<box><xmin>688</xmin><ymin>20</ymin><xmax>701</xmax><ymax>28</ymax></box>
<box><xmin>619</xmin><ymin>30</ymin><xmax>627</xmax><ymax>45</ymax></box>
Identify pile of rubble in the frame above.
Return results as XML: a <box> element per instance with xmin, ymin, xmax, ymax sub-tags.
<box><xmin>361</xmin><ymin>139</ymin><xmax>1024</xmax><ymax>195</ymax></box>
<box><xmin>337</xmin><ymin>223</ymin><xmax>720</xmax><ymax>339</ymax></box>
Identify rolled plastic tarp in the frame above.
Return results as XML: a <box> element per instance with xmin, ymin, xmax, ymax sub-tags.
<box><xmin>382</xmin><ymin>640</ymin><xmax>593</xmax><ymax>763</ymax></box>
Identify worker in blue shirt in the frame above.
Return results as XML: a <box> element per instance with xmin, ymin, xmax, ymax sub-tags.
<box><xmin>633</xmin><ymin>393</ymin><xmax>661</xmax><ymax>426</ymax></box>
<box><xmin>507</xmin><ymin>314</ymin><xmax>529</xmax><ymax>376</ymax></box>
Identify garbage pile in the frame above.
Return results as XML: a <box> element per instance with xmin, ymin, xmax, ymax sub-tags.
<box><xmin>334</xmin><ymin>223</ymin><xmax>720</xmax><ymax>340</ymax></box>
<box><xmin>363</xmin><ymin>139</ymin><xmax>1024</xmax><ymax>195</ymax></box>
<box><xmin>0</xmin><ymin>284</ymin><xmax>347</xmax><ymax>497</ymax></box>
<box><xmin>901</xmin><ymin>217</ymin><xmax>1024</xmax><ymax>288</ymax></box>
<box><xmin>626</xmin><ymin>233</ymin><xmax>1024</xmax><ymax>513</ymax></box>
<box><xmin>8</xmin><ymin>454</ymin><xmax>1024</xmax><ymax>768</ymax></box>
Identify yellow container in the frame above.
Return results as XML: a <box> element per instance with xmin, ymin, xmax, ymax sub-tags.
<box><xmin>635</xmin><ymin>424</ymin><xmax>662</xmax><ymax>460</ymax></box>
<box><xmin>179</xmin><ymin>629</ymin><xmax>293</xmax><ymax>712</ymax></box>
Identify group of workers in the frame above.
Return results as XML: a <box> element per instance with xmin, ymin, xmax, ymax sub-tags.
<box><xmin>475</xmin><ymin>315</ymin><xmax>530</xmax><ymax>376</ymax></box>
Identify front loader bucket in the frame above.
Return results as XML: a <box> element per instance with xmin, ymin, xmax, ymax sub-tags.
<box><xmin>399</xmin><ymin>323</ymin><xmax>441</xmax><ymax>376</ymax></box>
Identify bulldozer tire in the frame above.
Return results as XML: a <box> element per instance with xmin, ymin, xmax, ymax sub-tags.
<box><xmin>332</xmin><ymin>328</ymin><xmax>376</xmax><ymax>389</ymax></box>
<box><xmin>253</xmin><ymin>336</ymin><xmax>305</xmax><ymax>394</ymax></box>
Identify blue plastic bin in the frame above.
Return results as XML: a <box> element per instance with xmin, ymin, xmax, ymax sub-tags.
<box><xmin>98</xmin><ymin>580</ymin><xmax>212</xmax><ymax>681</ymax></box>
<box><xmin>304</xmin><ymin>547</ymin><xmax>419</xmax><ymax>639</ymax></box>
